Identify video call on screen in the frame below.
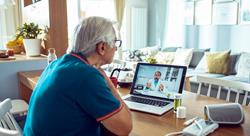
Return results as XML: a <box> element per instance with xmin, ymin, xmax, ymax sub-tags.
<box><xmin>133</xmin><ymin>65</ymin><xmax>184</xmax><ymax>99</ymax></box>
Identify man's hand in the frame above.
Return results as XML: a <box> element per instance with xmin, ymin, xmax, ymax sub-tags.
<box><xmin>159</xmin><ymin>84</ymin><xmax>164</xmax><ymax>91</ymax></box>
<box><xmin>146</xmin><ymin>82</ymin><xmax>151</xmax><ymax>89</ymax></box>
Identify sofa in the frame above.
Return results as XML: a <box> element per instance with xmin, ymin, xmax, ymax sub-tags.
<box><xmin>135</xmin><ymin>46</ymin><xmax>250</xmax><ymax>104</ymax></box>
<box><xmin>190</xmin><ymin>52</ymin><xmax>250</xmax><ymax>103</ymax></box>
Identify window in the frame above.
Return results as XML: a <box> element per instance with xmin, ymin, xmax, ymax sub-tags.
<box><xmin>80</xmin><ymin>0</ymin><xmax>116</xmax><ymax>21</ymax></box>
<box><xmin>165</xmin><ymin>0</ymin><xmax>185</xmax><ymax>47</ymax></box>
<box><xmin>67</xmin><ymin>0</ymin><xmax>117</xmax><ymax>45</ymax></box>
<box><xmin>67</xmin><ymin>0</ymin><xmax>121</xmax><ymax>59</ymax></box>
<box><xmin>0</xmin><ymin>0</ymin><xmax>20</xmax><ymax>49</ymax></box>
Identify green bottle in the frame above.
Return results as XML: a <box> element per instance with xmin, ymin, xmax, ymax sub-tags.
<box><xmin>173</xmin><ymin>94</ymin><xmax>182</xmax><ymax>112</ymax></box>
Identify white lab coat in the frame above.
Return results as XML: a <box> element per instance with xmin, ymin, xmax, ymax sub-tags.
<box><xmin>145</xmin><ymin>79</ymin><xmax>164</xmax><ymax>91</ymax></box>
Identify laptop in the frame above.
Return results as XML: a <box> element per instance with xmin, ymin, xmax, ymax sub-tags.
<box><xmin>122</xmin><ymin>63</ymin><xmax>187</xmax><ymax>115</ymax></box>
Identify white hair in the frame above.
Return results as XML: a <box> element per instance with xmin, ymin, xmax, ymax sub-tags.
<box><xmin>67</xmin><ymin>16</ymin><xmax>116</xmax><ymax>56</ymax></box>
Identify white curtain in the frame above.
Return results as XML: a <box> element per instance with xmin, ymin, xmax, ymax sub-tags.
<box><xmin>163</xmin><ymin>0</ymin><xmax>185</xmax><ymax>48</ymax></box>
<box><xmin>114</xmin><ymin>0</ymin><xmax>125</xmax><ymax>59</ymax></box>
<box><xmin>0</xmin><ymin>0</ymin><xmax>21</xmax><ymax>49</ymax></box>
<box><xmin>114</xmin><ymin>0</ymin><xmax>125</xmax><ymax>39</ymax></box>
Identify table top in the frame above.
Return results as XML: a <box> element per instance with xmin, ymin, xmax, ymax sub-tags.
<box><xmin>18</xmin><ymin>70</ymin><xmax>250</xmax><ymax>136</ymax></box>
<box><xmin>119</xmin><ymin>88</ymin><xmax>250</xmax><ymax>136</ymax></box>
<box><xmin>0</xmin><ymin>54</ymin><xmax>47</xmax><ymax>63</ymax></box>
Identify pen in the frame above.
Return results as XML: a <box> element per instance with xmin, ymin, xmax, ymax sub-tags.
<box><xmin>194</xmin><ymin>120</ymin><xmax>203</xmax><ymax>130</ymax></box>
<box><xmin>183</xmin><ymin>116</ymin><xmax>199</xmax><ymax>126</ymax></box>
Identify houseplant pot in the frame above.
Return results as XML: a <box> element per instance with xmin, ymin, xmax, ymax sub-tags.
<box><xmin>23</xmin><ymin>39</ymin><xmax>41</xmax><ymax>56</ymax></box>
<box><xmin>16</xmin><ymin>22</ymin><xmax>43</xmax><ymax>57</ymax></box>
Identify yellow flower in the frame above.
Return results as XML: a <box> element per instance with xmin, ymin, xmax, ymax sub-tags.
<box><xmin>145</xmin><ymin>57</ymin><xmax>157</xmax><ymax>64</ymax></box>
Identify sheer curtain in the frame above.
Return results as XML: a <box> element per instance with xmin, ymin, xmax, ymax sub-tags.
<box><xmin>163</xmin><ymin>0</ymin><xmax>185</xmax><ymax>48</ymax></box>
<box><xmin>0</xmin><ymin>0</ymin><xmax>21</xmax><ymax>49</ymax></box>
<box><xmin>114</xmin><ymin>0</ymin><xmax>125</xmax><ymax>59</ymax></box>
<box><xmin>114</xmin><ymin>0</ymin><xmax>125</xmax><ymax>39</ymax></box>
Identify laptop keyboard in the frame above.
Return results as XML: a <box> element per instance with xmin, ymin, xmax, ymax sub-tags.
<box><xmin>125</xmin><ymin>96</ymin><xmax>169</xmax><ymax>107</ymax></box>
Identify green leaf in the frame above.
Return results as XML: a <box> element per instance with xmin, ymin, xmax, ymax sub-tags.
<box><xmin>15</xmin><ymin>22</ymin><xmax>44</xmax><ymax>39</ymax></box>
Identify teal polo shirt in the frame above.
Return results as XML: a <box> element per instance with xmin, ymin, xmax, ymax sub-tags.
<box><xmin>24</xmin><ymin>54</ymin><xmax>122</xmax><ymax>136</ymax></box>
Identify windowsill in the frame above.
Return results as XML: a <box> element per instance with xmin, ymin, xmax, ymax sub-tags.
<box><xmin>0</xmin><ymin>54</ymin><xmax>47</xmax><ymax>63</ymax></box>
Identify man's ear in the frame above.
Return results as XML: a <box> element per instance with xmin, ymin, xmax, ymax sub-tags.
<box><xmin>96</xmin><ymin>42</ymin><xmax>106</xmax><ymax>56</ymax></box>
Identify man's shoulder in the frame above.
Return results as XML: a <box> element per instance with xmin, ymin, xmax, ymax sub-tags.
<box><xmin>58</xmin><ymin>54</ymin><xmax>98</xmax><ymax>73</ymax></box>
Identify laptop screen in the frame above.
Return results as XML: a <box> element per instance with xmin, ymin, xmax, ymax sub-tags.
<box><xmin>131</xmin><ymin>63</ymin><xmax>187</xmax><ymax>100</ymax></box>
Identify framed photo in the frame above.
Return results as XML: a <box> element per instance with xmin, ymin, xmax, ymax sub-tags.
<box><xmin>240</xmin><ymin>0</ymin><xmax>250</xmax><ymax>24</ymax></box>
<box><xmin>214</xmin><ymin>0</ymin><xmax>234</xmax><ymax>3</ymax></box>
<box><xmin>212</xmin><ymin>2</ymin><xmax>238</xmax><ymax>25</ymax></box>
<box><xmin>195</xmin><ymin>0</ymin><xmax>213</xmax><ymax>25</ymax></box>
<box><xmin>183</xmin><ymin>1</ymin><xmax>195</xmax><ymax>25</ymax></box>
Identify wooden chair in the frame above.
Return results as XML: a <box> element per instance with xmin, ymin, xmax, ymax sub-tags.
<box><xmin>0</xmin><ymin>98</ymin><xmax>22</xmax><ymax>136</ymax></box>
<box><xmin>196</xmin><ymin>75</ymin><xmax>250</xmax><ymax>106</ymax></box>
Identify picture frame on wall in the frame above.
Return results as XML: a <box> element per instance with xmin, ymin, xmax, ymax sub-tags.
<box><xmin>240</xmin><ymin>0</ymin><xmax>250</xmax><ymax>24</ymax></box>
<box><xmin>214</xmin><ymin>0</ymin><xmax>234</xmax><ymax>3</ymax></box>
<box><xmin>212</xmin><ymin>1</ymin><xmax>238</xmax><ymax>25</ymax></box>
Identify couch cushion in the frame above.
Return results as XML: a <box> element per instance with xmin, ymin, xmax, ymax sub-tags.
<box><xmin>161</xmin><ymin>47</ymin><xmax>180</xmax><ymax>52</ymax></box>
<box><xmin>205</xmin><ymin>50</ymin><xmax>230</xmax><ymax>74</ymax></box>
<box><xmin>155</xmin><ymin>51</ymin><xmax>175</xmax><ymax>64</ymax></box>
<box><xmin>228</xmin><ymin>53</ymin><xmax>241</xmax><ymax>75</ymax></box>
<box><xmin>219</xmin><ymin>75</ymin><xmax>249</xmax><ymax>83</ymax></box>
<box><xmin>188</xmin><ymin>69</ymin><xmax>225</xmax><ymax>78</ymax></box>
<box><xmin>189</xmin><ymin>48</ymin><xmax>210</xmax><ymax>68</ymax></box>
<box><xmin>236</xmin><ymin>52</ymin><xmax>250</xmax><ymax>78</ymax></box>
<box><xmin>195</xmin><ymin>56</ymin><xmax>208</xmax><ymax>72</ymax></box>
<box><xmin>139</xmin><ymin>45</ymin><xmax>160</xmax><ymax>57</ymax></box>
<box><xmin>173</xmin><ymin>48</ymin><xmax>194</xmax><ymax>66</ymax></box>
<box><xmin>195</xmin><ymin>52</ymin><xmax>239</xmax><ymax>75</ymax></box>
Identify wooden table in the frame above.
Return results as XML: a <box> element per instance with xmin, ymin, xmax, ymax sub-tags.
<box><xmin>18</xmin><ymin>70</ymin><xmax>43</xmax><ymax>103</ymax></box>
<box><xmin>18</xmin><ymin>70</ymin><xmax>250</xmax><ymax>136</ymax></box>
<box><xmin>184</xmin><ymin>75</ymin><xmax>192</xmax><ymax>91</ymax></box>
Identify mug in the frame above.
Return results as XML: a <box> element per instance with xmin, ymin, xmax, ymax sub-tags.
<box><xmin>110</xmin><ymin>77</ymin><xmax>118</xmax><ymax>88</ymax></box>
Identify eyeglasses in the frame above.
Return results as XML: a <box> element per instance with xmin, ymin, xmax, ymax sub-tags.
<box><xmin>114</xmin><ymin>40</ymin><xmax>122</xmax><ymax>48</ymax></box>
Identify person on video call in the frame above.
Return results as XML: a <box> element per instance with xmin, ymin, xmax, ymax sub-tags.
<box><xmin>24</xmin><ymin>17</ymin><xmax>132</xmax><ymax>136</ymax></box>
<box><xmin>145</xmin><ymin>71</ymin><xmax>165</xmax><ymax>92</ymax></box>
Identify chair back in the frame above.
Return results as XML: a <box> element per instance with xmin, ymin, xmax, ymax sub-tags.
<box><xmin>196</xmin><ymin>76</ymin><xmax>250</xmax><ymax>106</ymax></box>
<box><xmin>0</xmin><ymin>98</ymin><xmax>22</xmax><ymax>136</ymax></box>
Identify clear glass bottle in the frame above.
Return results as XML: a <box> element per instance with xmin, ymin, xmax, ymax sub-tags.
<box><xmin>173</xmin><ymin>94</ymin><xmax>182</xmax><ymax>112</ymax></box>
<box><xmin>47</xmin><ymin>48</ymin><xmax>57</xmax><ymax>64</ymax></box>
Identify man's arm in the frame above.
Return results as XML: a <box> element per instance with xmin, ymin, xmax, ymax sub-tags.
<box><xmin>98</xmin><ymin>68</ymin><xmax>133</xmax><ymax>136</ymax></box>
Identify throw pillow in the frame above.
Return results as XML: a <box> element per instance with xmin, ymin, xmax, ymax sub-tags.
<box><xmin>161</xmin><ymin>47</ymin><xmax>180</xmax><ymax>52</ymax></box>
<box><xmin>195</xmin><ymin>55</ymin><xmax>208</xmax><ymax>72</ymax></box>
<box><xmin>155</xmin><ymin>51</ymin><xmax>175</xmax><ymax>64</ymax></box>
<box><xmin>236</xmin><ymin>52</ymin><xmax>250</xmax><ymax>78</ymax></box>
<box><xmin>139</xmin><ymin>46</ymin><xmax>160</xmax><ymax>57</ymax></box>
<box><xmin>172</xmin><ymin>48</ymin><xmax>194</xmax><ymax>66</ymax></box>
<box><xmin>189</xmin><ymin>48</ymin><xmax>210</xmax><ymax>68</ymax></box>
<box><xmin>205</xmin><ymin>50</ymin><xmax>231</xmax><ymax>74</ymax></box>
<box><xmin>228</xmin><ymin>53</ymin><xmax>241</xmax><ymax>75</ymax></box>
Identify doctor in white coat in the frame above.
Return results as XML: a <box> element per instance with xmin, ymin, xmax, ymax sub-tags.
<box><xmin>145</xmin><ymin>71</ymin><xmax>165</xmax><ymax>92</ymax></box>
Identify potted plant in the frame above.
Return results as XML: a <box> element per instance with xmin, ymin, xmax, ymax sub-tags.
<box><xmin>16</xmin><ymin>22</ymin><xmax>43</xmax><ymax>56</ymax></box>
